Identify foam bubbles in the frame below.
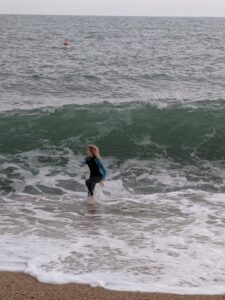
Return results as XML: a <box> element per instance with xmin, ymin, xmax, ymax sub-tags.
<box><xmin>0</xmin><ymin>190</ymin><xmax>225</xmax><ymax>294</ymax></box>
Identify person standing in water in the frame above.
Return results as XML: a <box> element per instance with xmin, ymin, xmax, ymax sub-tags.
<box><xmin>81</xmin><ymin>144</ymin><xmax>107</xmax><ymax>204</ymax></box>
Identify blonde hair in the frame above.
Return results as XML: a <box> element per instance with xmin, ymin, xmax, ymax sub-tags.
<box><xmin>87</xmin><ymin>144</ymin><xmax>100</xmax><ymax>158</ymax></box>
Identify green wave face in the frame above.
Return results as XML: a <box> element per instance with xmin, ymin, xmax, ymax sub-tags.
<box><xmin>1</xmin><ymin>102</ymin><xmax>225</xmax><ymax>161</ymax></box>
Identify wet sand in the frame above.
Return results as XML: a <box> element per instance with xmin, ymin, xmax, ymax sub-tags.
<box><xmin>0</xmin><ymin>272</ymin><xmax>224</xmax><ymax>300</ymax></box>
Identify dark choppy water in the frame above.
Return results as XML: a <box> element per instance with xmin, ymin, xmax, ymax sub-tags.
<box><xmin>0</xmin><ymin>15</ymin><xmax>225</xmax><ymax>294</ymax></box>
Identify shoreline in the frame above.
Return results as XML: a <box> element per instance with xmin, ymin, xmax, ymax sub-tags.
<box><xmin>0</xmin><ymin>272</ymin><xmax>224</xmax><ymax>300</ymax></box>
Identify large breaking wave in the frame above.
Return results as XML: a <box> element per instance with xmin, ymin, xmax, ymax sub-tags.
<box><xmin>1</xmin><ymin>102</ymin><xmax>225</xmax><ymax>161</ymax></box>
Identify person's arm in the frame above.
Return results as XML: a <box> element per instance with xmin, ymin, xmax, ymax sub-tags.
<box><xmin>80</xmin><ymin>157</ymin><xmax>88</xmax><ymax>167</ymax></box>
<box><xmin>95</xmin><ymin>158</ymin><xmax>107</xmax><ymax>180</ymax></box>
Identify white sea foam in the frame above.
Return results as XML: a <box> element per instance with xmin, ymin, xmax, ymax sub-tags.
<box><xmin>0</xmin><ymin>190</ymin><xmax>225</xmax><ymax>295</ymax></box>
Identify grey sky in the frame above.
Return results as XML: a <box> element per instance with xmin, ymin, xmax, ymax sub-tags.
<box><xmin>1</xmin><ymin>0</ymin><xmax>225</xmax><ymax>17</ymax></box>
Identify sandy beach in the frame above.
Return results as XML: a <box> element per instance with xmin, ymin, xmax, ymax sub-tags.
<box><xmin>0</xmin><ymin>272</ymin><xmax>224</xmax><ymax>300</ymax></box>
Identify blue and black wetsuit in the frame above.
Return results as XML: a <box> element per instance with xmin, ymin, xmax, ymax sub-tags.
<box><xmin>82</xmin><ymin>156</ymin><xmax>107</xmax><ymax>196</ymax></box>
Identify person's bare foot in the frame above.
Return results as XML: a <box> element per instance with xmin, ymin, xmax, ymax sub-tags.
<box><xmin>88</xmin><ymin>196</ymin><xmax>96</xmax><ymax>205</ymax></box>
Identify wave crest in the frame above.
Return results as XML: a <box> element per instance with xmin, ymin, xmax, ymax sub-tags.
<box><xmin>0</xmin><ymin>102</ymin><xmax>225</xmax><ymax>161</ymax></box>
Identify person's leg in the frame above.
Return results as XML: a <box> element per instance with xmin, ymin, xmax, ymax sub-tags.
<box><xmin>85</xmin><ymin>178</ymin><xmax>95</xmax><ymax>197</ymax></box>
<box><xmin>85</xmin><ymin>177</ymin><xmax>102</xmax><ymax>204</ymax></box>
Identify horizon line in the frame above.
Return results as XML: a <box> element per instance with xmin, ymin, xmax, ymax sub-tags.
<box><xmin>0</xmin><ymin>13</ymin><xmax>225</xmax><ymax>18</ymax></box>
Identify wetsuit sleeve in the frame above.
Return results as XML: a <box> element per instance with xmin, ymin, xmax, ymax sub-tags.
<box><xmin>80</xmin><ymin>157</ymin><xmax>88</xmax><ymax>167</ymax></box>
<box><xmin>95</xmin><ymin>158</ymin><xmax>107</xmax><ymax>180</ymax></box>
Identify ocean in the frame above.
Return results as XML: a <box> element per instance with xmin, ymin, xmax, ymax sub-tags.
<box><xmin>0</xmin><ymin>14</ymin><xmax>225</xmax><ymax>294</ymax></box>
